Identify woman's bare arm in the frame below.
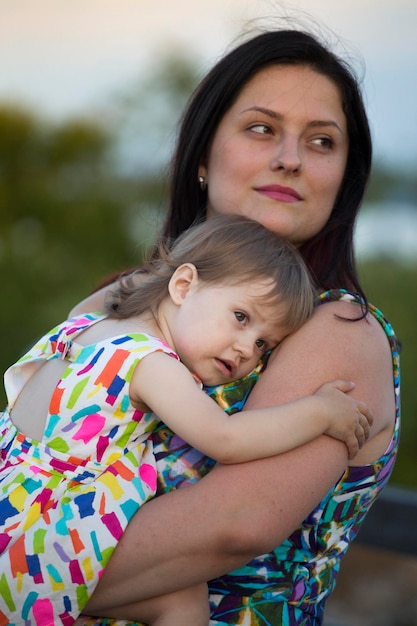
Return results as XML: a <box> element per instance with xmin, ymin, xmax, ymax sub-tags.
<box><xmin>69</xmin><ymin>285</ymin><xmax>110</xmax><ymax>317</ymax></box>
<box><xmin>85</xmin><ymin>300</ymin><xmax>396</xmax><ymax>613</ymax></box>
<box><xmin>69</xmin><ymin>271</ymin><xmax>146</xmax><ymax>318</ymax></box>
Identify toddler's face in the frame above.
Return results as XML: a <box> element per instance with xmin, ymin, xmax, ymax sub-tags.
<box><xmin>170</xmin><ymin>278</ymin><xmax>291</xmax><ymax>386</ymax></box>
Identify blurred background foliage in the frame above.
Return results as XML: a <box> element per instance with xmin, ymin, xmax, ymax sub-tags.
<box><xmin>0</xmin><ymin>54</ymin><xmax>415</xmax><ymax>487</ymax></box>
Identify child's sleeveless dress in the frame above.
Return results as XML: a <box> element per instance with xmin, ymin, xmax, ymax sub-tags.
<box><xmin>76</xmin><ymin>290</ymin><xmax>401</xmax><ymax>626</ymax></box>
<box><xmin>0</xmin><ymin>312</ymin><xmax>179</xmax><ymax>626</ymax></box>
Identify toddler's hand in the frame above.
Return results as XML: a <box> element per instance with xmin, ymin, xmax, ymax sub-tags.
<box><xmin>314</xmin><ymin>380</ymin><xmax>374</xmax><ymax>460</ymax></box>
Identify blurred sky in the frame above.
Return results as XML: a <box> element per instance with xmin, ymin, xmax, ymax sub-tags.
<box><xmin>1</xmin><ymin>0</ymin><xmax>417</xmax><ymax>173</ymax></box>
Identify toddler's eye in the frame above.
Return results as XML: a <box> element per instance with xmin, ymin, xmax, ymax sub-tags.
<box><xmin>234</xmin><ymin>311</ymin><xmax>247</xmax><ymax>323</ymax></box>
<box><xmin>255</xmin><ymin>339</ymin><xmax>266</xmax><ymax>350</ymax></box>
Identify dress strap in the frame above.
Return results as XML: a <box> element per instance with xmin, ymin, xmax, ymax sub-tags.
<box><xmin>50</xmin><ymin>312</ymin><xmax>106</xmax><ymax>361</ymax></box>
<box><xmin>3</xmin><ymin>313</ymin><xmax>106</xmax><ymax>407</ymax></box>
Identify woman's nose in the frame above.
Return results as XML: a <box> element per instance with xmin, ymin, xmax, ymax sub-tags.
<box><xmin>270</xmin><ymin>136</ymin><xmax>301</xmax><ymax>173</ymax></box>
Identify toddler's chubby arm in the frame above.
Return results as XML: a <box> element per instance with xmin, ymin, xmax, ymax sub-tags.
<box><xmin>131</xmin><ymin>352</ymin><xmax>373</xmax><ymax>463</ymax></box>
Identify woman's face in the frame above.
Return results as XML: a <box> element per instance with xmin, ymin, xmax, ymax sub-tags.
<box><xmin>199</xmin><ymin>65</ymin><xmax>349</xmax><ymax>246</ymax></box>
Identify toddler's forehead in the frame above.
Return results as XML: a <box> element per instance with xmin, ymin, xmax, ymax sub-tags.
<box><xmin>238</xmin><ymin>276</ymin><xmax>278</xmax><ymax>297</ymax></box>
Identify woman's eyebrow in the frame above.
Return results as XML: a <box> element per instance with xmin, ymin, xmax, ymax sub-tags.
<box><xmin>241</xmin><ymin>106</ymin><xmax>282</xmax><ymax>119</ymax></box>
<box><xmin>241</xmin><ymin>106</ymin><xmax>344</xmax><ymax>134</ymax></box>
<box><xmin>308</xmin><ymin>119</ymin><xmax>344</xmax><ymax>134</ymax></box>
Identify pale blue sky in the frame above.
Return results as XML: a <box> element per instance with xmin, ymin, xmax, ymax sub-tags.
<box><xmin>1</xmin><ymin>0</ymin><xmax>416</xmax><ymax>171</ymax></box>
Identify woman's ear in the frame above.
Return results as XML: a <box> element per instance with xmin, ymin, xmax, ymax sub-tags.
<box><xmin>168</xmin><ymin>263</ymin><xmax>199</xmax><ymax>305</ymax></box>
<box><xmin>198</xmin><ymin>163</ymin><xmax>208</xmax><ymax>181</ymax></box>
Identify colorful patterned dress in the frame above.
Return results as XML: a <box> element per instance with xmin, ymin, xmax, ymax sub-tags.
<box><xmin>77</xmin><ymin>290</ymin><xmax>401</xmax><ymax>626</ymax></box>
<box><xmin>0</xmin><ymin>313</ymin><xmax>179</xmax><ymax>626</ymax></box>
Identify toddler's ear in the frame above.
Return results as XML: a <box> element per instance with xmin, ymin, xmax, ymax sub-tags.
<box><xmin>168</xmin><ymin>263</ymin><xmax>199</xmax><ymax>304</ymax></box>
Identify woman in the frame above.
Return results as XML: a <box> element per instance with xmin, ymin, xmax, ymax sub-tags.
<box><xmin>74</xmin><ymin>29</ymin><xmax>399</xmax><ymax>625</ymax></box>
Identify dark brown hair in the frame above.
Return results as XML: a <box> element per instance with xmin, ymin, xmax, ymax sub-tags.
<box><xmin>163</xmin><ymin>30</ymin><xmax>372</xmax><ymax>301</ymax></box>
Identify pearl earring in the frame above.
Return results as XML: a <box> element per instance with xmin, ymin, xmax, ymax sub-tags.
<box><xmin>198</xmin><ymin>175</ymin><xmax>207</xmax><ymax>191</ymax></box>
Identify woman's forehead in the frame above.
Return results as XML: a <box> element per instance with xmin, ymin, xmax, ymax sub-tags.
<box><xmin>232</xmin><ymin>64</ymin><xmax>345</xmax><ymax>120</ymax></box>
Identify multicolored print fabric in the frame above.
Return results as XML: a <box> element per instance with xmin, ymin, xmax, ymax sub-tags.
<box><xmin>0</xmin><ymin>313</ymin><xmax>178</xmax><ymax>626</ymax></box>
<box><xmin>205</xmin><ymin>291</ymin><xmax>400</xmax><ymax>625</ymax></box>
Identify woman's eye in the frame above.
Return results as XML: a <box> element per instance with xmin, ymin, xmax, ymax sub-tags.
<box><xmin>248</xmin><ymin>123</ymin><xmax>271</xmax><ymax>135</ymax></box>
<box><xmin>234</xmin><ymin>311</ymin><xmax>247</xmax><ymax>323</ymax></box>
<box><xmin>311</xmin><ymin>136</ymin><xmax>333</xmax><ymax>149</ymax></box>
<box><xmin>255</xmin><ymin>339</ymin><xmax>266</xmax><ymax>351</ymax></box>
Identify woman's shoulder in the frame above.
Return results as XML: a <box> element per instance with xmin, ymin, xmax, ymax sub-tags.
<box><xmin>314</xmin><ymin>288</ymin><xmax>399</xmax><ymax>357</ymax></box>
<box><xmin>279</xmin><ymin>292</ymin><xmax>383</xmax><ymax>361</ymax></box>
<box><xmin>279</xmin><ymin>288</ymin><xmax>399</xmax><ymax>465</ymax></box>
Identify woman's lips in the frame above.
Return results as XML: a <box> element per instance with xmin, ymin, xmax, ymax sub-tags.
<box><xmin>255</xmin><ymin>185</ymin><xmax>302</xmax><ymax>202</ymax></box>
